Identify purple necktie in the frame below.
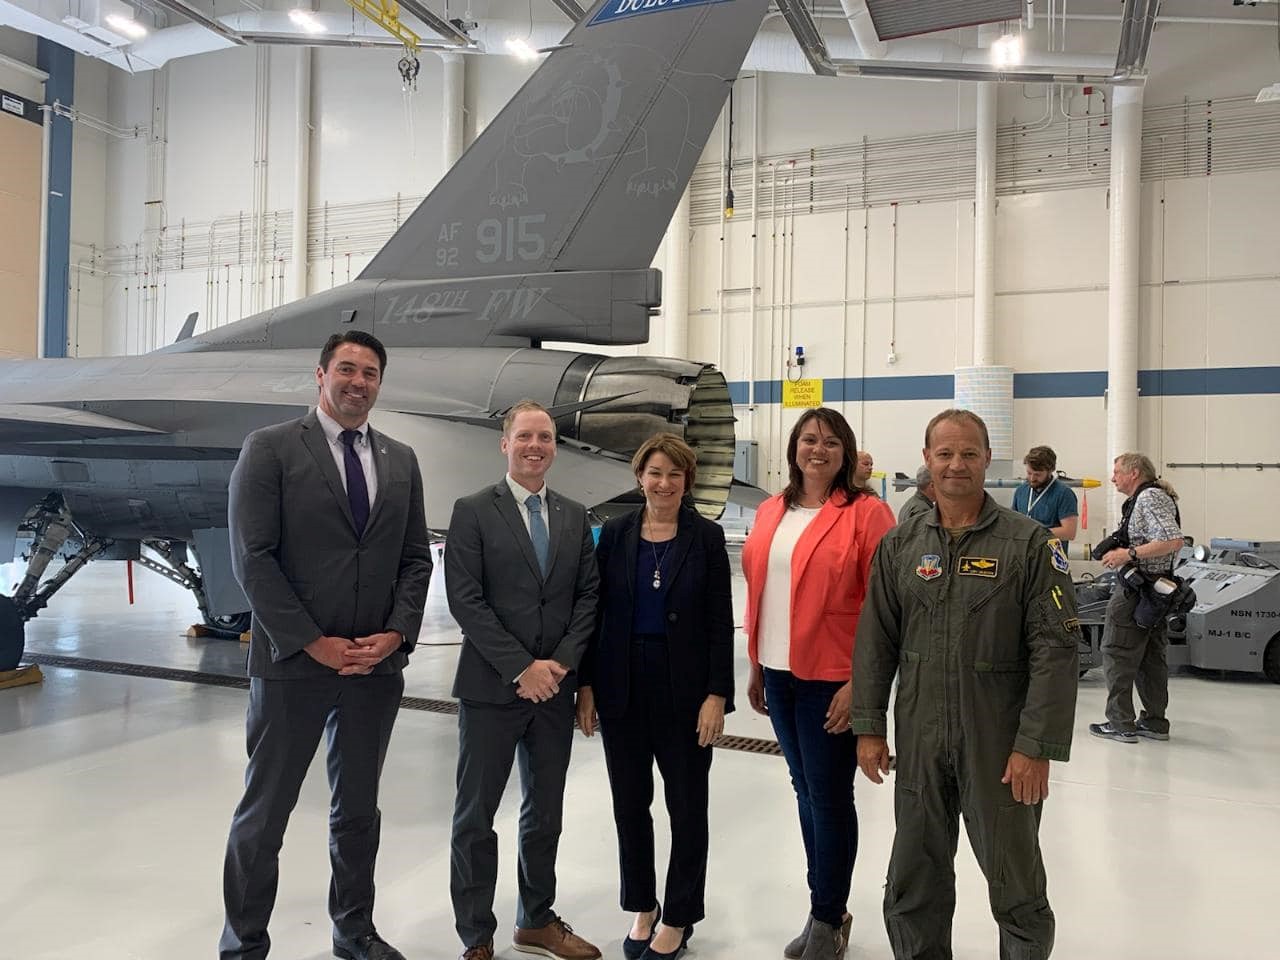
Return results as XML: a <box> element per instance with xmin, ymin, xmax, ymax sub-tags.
<box><xmin>340</xmin><ymin>429</ymin><xmax>370</xmax><ymax>536</ymax></box>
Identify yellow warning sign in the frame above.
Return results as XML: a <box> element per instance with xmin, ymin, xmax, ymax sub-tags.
<box><xmin>782</xmin><ymin>378</ymin><xmax>824</xmax><ymax>409</ymax></box>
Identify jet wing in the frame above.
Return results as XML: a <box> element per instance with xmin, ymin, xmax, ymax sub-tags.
<box><xmin>371</xmin><ymin>411</ymin><xmax>638</xmax><ymax>528</ymax></box>
<box><xmin>0</xmin><ymin>404</ymin><xmax>162</xmax><ymax>442</ymax></box>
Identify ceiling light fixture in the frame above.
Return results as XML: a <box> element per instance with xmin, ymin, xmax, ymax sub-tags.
<box><xmin>288</xmin><ymin>8</ymin><xmax>327</xmax><ymax>34</ymax></box>
<box><xmin>505</xmin><ymin>36</ymin><xmax>539</xmax><ymax>61</ymax></box>
<box><xmin>104</xmin><ymin>13</ymin><xmax>148</xmax><ymax>39</ymax></box>
<box><xmin>990</xmin><ymin>32</ymin><xmax>1023</xmax><ymax>68</ymax></box>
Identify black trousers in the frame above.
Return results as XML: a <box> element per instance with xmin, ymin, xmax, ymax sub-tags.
<box><xmin>220</xmin><ymin>673</ymin><xmax>404</xmax><ymax>960</ymax></box>
<box><xmin>599</xmin><ymin>634</ymin><xmax>713</xmax><ymax>929</ymax></box>
<box><xmin>450</xmin><ymin>693</ymin><xmax>575</xmax><ymax>949</ymax></box>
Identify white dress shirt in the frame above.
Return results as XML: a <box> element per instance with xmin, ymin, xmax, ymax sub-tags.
<box><xmin>315</xmin><ymin>406</ymin><xmax>378</xmax><ymax>507</ymax></box>
<box><xmin>757</xmin><ymin>505</ymin><xmax>821</xmax><ymax>671</ymax></box>
<box><xmin>505</xmin><ymin>473</ymin><xmax>551</xmax><ymax>540</ymax></box>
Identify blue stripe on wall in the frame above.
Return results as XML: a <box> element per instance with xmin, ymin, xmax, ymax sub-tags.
<box><xmin>729</xmin><ymin>367</ymin><xmax>1280</xmax><ymax>404</ymax></box>
<box><xmin>1013</xmin><ymin>371</ymin><xmax>1109</xmax><ymax>398</ymax></box>
<box><xmin>38</xmin><ymin>38</ymin><xmax>74</xmax><ymax>360</ymax></box>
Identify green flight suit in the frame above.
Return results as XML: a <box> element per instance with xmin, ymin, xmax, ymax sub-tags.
<box><xmin>851</xmin><ymin>495</ymin><xmax>1080</xmax><ymax>960</ymax></box>
<box><xmin>897</xmin><ymin>490</ymin><xmax>935</xmax><ymax>525</ymax></box>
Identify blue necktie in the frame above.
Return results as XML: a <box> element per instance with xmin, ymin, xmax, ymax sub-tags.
<box><xmin>526</xmin><ymin>493</ymin><xmax>549</xmax><ymax>577</ymax></box>
<box><xmin>340</xmin><ymin>429</ymin><xmax>370</xmax><ymax>537</ymax></box>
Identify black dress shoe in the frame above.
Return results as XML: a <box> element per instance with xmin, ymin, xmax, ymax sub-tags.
<box><xmin>623</xmin><ymin>906</ymin><xmax>660</xmax><ymax>960</ymax></box>
<box><xmin>333</xmin><ymin>932</ymin><xmax>407</xmax><ymax>960</ymax></box>
<box><xmin>639</xmin><ymin>925</ymin><xmax>693</xmax><ymax>960</ymax></box>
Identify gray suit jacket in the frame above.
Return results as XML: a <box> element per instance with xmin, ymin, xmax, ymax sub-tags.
<box><xmin>228</xmin><ymin>411</ymin><xmax>433</xmax><ymax>679</ymax></box>
<box><xmin>445</xmin><ymin>481</ymin><xmax>599</xmax><ymax>704</ymax></box>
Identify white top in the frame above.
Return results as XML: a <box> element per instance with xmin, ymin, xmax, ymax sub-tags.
<box><xmin>757</xmin><ymin>505</ymin><xmax>821</xmax><ymax>671</ymax></box>
<box><xmin>505</xmin><ymin>473</ymin><xmax>551</xmax><ymax>540</ymax></box>
<box><xmin>315</xmin><ymin>406</ymin><xmax>378</xmax><ymax>506</ymax></box>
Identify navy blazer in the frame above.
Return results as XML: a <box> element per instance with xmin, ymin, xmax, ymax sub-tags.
<box><xmin>582</xmin><ymin>504</ymin><xmax>735</xmax><ymax>720</ymax></box>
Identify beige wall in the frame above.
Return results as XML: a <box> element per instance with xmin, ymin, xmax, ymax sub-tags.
<box><xmin>0</xmin><ymin>106</ymin><xmax>41</xmax><ymax>358</ymax></box>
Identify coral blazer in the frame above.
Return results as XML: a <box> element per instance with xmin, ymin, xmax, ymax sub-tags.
<box><xmin>742</xmin><ymin>489</ymin><xmax>896</xmax><ymax>682</ymax></box>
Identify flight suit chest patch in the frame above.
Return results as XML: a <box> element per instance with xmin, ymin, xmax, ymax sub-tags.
<box><xmin>916</xmin><ymin>554</ymin><xmax>943</xmax><ymax>581</ymax></box>
<box><xmin>958</xmin><ymin>556</ymin><xmax>999</xmax><ymax>578</ymax></box>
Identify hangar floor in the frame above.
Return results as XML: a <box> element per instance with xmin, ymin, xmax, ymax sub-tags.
<box><xmin>1</xmin><ymin>557</ymin><xmax>1276</xmax><ymax>960</ymax></box>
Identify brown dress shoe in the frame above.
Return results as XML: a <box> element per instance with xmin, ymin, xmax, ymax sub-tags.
<box><xmin>460</xmin><ymin>943</ymin><xmax>494</xmax><ymax>960</ymax></box>
<box><xmin>512</xmin><ymin>918</ymin><xmax>602</xmax><ymax>960</ymax></box>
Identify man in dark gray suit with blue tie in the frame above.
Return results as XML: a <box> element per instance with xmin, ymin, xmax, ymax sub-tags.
<box><xmin>220</xmin><ymin>331</ymin><xmax>432</xmax><ymax>960</ymax></box>
<box><xmin>445</xmin><ymin>400</ymin><xmax>602</xmax><ymax>960</ymax></box>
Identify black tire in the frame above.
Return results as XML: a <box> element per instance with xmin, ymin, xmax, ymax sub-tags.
<box><xmin>203</xmin><ymin>611</ymin><xmax>252</xmax><ymax>639</ymax></box>
<box><xmin>0</xmin><ymin>594</ymin><xmax>25</xmax><ymax>672</ymax></box>
<box><xmin>1264</xmin><ymin>634</ymin><xmax>1280</xmax><ymax>685</ymax></box>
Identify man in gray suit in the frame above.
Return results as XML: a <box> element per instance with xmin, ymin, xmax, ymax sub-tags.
<box><xmin>220</xmin><ymin>331</ymin><xmax>432</xmax><ymax>960</ymax></box>
<box><xmin>446</xmin><ymin>400</ymin><xmax>601</xmax><ymax>960</ymax></box>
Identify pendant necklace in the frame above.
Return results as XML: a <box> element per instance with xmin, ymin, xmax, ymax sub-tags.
<box><xmin>646</xmin><ymin>517</ymin><xmax>673</xmax><ymax>590</ymax></box>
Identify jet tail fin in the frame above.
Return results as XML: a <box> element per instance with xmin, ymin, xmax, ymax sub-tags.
<box><xmin>359</xmin><ymin>0</ymin><xmax>769</xmax><ymax>283</ymax></box>
<box><xmin>176</xmin><ymin>312</ymin><xmax>198</xmax><ymax>343</ymax></box>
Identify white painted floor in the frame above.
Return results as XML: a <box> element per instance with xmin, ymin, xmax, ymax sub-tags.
<box><xmin>2</xmin><ymin>558</ymin><xmax>1278</xmax><ymax>960</ymax></box>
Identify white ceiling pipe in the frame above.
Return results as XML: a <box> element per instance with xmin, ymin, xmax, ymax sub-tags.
<box><xmin>2</xmin><ymin>2</ymin><xmax>1124</xmax><ymax>77</ymax></box>
<box><xmin>0</xmin><ymin>50</ymin><xmax>48</xmax><ymax>81</ymax></box>
<box><xmin>973</xmin><ymin>23</ymin><xmax>998</xmax><ymax>368</ymax></box>
<box><xmin>838</xmin><ymin>0</ymin><xmax>886</xmax><ymax>58</ymax></box>
<box><xmin>1106</xmin><ymin>85</ymin><xmax>1144</xmax><ymax>529</ymax></box>
<box><xmin>664</xmin><ymin>187</ymin><xmax>691</xmax><ymax>360</ymax></box>
<box><xmin>741</xmin><ymin>28</ymin><xmax>1117</xmax><ymax>76</ymax></box>
<box><xmin>0</xmin><ymin>1</ymin><xmax>119</xmax><ymax>58</ymax></box>
<box><xmin>96</xmin><ymin>22</ymin><xmax>236</xmax><ymax>70</ymax></box>
<box><xmin>441</xmin><ymin>52</ymin><xmax>465</xmax><ymax>169</ymax></box>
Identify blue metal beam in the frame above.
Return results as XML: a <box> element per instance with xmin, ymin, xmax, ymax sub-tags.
<box><xmin>37</xmin><ymin>38</ymin><xmax>74</xmax><ymax>359</ymax></box>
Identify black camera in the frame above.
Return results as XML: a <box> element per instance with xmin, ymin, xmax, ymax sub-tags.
<box><xmin>1091</xmin><ymin>534</ymin><xmax>1122</xmax><ymax>561</ymax></box>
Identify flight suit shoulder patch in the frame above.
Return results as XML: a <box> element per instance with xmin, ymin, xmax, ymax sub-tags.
<box><xmin>1046</xmin><ymin>537</ymin><xmax>1070</xmax><ymax>574</ymax></box>
<box><xmin>957</xmin><ymin>556</ymin><xmax>999</xmax><ymax>578</ymax></box>
<box><xmin>1063</xmin><ymin>617</ymin><xmax>1081</xmax><ymax>634</ymax></box>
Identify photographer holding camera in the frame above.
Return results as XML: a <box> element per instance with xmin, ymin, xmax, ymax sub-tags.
<box><xmin>1088</xmin><ymin>453</ymin><xmax>1185</xmax><ymax>745</ymax></box>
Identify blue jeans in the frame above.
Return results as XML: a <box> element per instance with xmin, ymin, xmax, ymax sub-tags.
<box><xmin>763</xmin><ymin>668</ymin><xmax>858</xmax><ymax>927</ymax></box>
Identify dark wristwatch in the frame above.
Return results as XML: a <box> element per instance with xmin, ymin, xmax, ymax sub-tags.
<box><xmin>1128</xmin><ymin>547</ymin><xmax>1139</xmax><ymax>562</ymax></box>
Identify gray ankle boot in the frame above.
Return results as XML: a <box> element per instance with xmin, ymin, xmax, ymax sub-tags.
<box><xmin>799</xmin><ymin>918</ymin><xmax>847</xmax><ymax>960</ymax></box>
<box><xmin>783</xmin><ymin>915</ymin><xmax>813</xmax><ymax>959</ymax></box>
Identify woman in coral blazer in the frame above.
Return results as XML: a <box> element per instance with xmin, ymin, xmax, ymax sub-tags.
<box><xmin>741</xmin><ymin>407</ymin><xmax>896</xmax><ymax>960</ymax></box>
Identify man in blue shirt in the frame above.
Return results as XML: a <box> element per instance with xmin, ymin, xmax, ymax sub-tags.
<box><xmin>1011</xmin><ymin>445</ymin><xmax>1078</xmax><ymax>542</ymax></box>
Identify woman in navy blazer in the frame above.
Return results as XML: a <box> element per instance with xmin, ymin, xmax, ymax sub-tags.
<box><xmin>577</xmin><ymin>433</ymin><xmax>734</xmax><ymax>960</ymax></box>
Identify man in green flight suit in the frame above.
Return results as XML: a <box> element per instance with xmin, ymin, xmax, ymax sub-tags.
<box><xmin>851</xmin><ymin>409</ymin><xmax>1080</xmax><ymax>960</ymax></box>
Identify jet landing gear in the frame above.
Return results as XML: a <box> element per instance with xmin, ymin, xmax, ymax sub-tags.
<box><xmin>2</xmin><ymin>495</ymin><xmax>250</xmax><ymax>661</ymax></box>
<box><xmin>137</xmin><ymin>539</ymin><xmax>250</xmax><ymax>639</ymax></box>
<box><xmin>3</xmin><ymin>494</ymin><xmax>113</xmax><ymax>669</ymax></box>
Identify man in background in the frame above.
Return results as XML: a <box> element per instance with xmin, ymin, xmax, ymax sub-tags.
<box><xmin>897</xmin><ymin>465</ymin><xmax>935</xmax><ymax>523</ymax></box>
<box><xmin>1011</xmin><ymin>445</ymin><xmax>1078</xmax><ymax>542</ymax></box>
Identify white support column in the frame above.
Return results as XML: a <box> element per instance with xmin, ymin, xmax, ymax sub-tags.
<box><xmin>664</xmin><ymin>186</ymin><xmax>691</xmax><ymax>359</ymax></box>
<box><xmin>291</xmin><ymin>47</ymin><xmax>312</xmax><ymax>302</ymax></box>
<box><xmin>974</xmin><ymin>79</ymin><xmax>997</xmax><ymax>366</ymax></box>
<box><xmin>441</xmin><ymin>53</ymin><xmax>465</xmax><ymax>169</ymax></box>
<box><xmin>1107</xmin><ymin>84</ymin><xmax>1144</xmax><ymax>527</ymax></box>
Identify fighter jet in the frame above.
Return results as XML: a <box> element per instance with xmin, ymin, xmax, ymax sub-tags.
<box><xmin>0</xmin><ymin>0</ymin><xmax>771</xmax><ymax>669</ymax></box>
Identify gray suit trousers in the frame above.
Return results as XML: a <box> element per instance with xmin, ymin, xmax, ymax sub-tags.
<box><xmin>220</xmin><ymin>674</ymin><xmax>403</xmax><ymax>960</ymax></box>
<box><xmin>450</xmin><ymin>694</ymin><xmax>575</xmax><ymax>948</ymax></box>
